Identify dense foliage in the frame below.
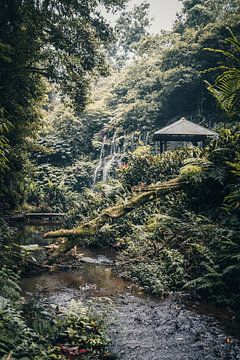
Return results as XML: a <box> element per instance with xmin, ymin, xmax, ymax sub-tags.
<box><xmin>0</xmin><ymin>221</ymin><xmax>112</xmax><ymax>360</ymax></box>
<box><xmin>0</xmin><ymin>291</ymin><xmax>111</xmax><ymax>359</ymax></box>
<box><xmin>20</xmin><ymin>1</ymin><xmax>239</xmax><ymax>310</ymax></box>
<box><xmin>81</xmin><ymin>0</ymin><xmax>240</xmax><ymax>146</ymax></box>
<box><xmin>115</xmin><ymin>127</ymin><xmax>240</xmax><ymax>308</ymax></box>
<box><xmin>22</xmin><ymin>0</ymin><xmax>240</xmax><ymax>215</ymax></box>
<box><xmin>1</xmin><ymin>0</ymin><xmax>240</xmax><ymax>357</ymax></box>
<box><xmin>206</xmin><ymin>30</ymin><xmax>240</xmax><ymax>117</ymax></box>
<box><xmin>0</xmin><ymin>0</ymin><xmax>127</xmax><ymax>210</ymax></box>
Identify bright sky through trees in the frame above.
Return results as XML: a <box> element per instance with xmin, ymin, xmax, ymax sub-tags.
<box><xmin>103</xmin><ymin>0</ymin><xmax>182</xmax><ymax>33</ymax></box>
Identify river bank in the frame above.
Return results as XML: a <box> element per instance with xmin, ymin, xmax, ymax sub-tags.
<box><xmin>17</xmin><ymin>223</ymin><xmax>240</xmax><ymax>360</ymax></box>
<box><xmin>21</xmin><ymin>268</ymin><xmax>240</xmax><ymax>360</ymax></box>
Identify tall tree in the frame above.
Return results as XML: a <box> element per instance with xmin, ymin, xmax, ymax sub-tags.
<box><xmin>108</xmin><ymin>1</ymin><xmax>152</xmax><ymax>68</ymax></box>
<box><xmin>0</xmin><ymin>0</ymin><xmax>126</xmax><ymax>208</ymax></box>
<box><xmin>177</xmin><ymin>0</ymin><xmax>240</xmax><ymax>29</ymax></box>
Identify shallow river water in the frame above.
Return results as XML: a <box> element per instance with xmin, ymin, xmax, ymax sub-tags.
<box><xmin>18</xmin><ymin>223</ymin><xmax>240</xmax><ymax>360</ymax></box>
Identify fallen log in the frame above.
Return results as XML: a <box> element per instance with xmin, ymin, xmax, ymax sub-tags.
<box><xmin>44</xmin><ymin>177</ymin><xmax>183</xmax><ymax>257</ymax></box>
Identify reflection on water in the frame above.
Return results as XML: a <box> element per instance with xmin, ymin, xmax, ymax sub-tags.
<box><xmin>17</xmin><ymin>223</ymin><xmax>139</xmax><ymax>299</ymax></box>
<box><xmin>12</xmin><ymin>222</ymin><xmax>60</xmax><ymax>246</ymax></box>
<box><xmin>18</xmin><ymin>223</ymin><xmax>240</xmax><ymax>349</ymax></box>
<box><xmin>16</xmin><ymin>222</ymin><xmax>240</xmax><ymax>359</ymax></box>
<box><xmin>21</xmin><ymin>264</ymin><xmax>134</xmax><ymax>298</ymax></box>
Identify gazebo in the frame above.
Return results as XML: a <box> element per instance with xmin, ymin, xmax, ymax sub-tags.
<box><xmin>153</xmin><ymin>117</ymin><xmax>218</xmax><ymax>152</ymax></box>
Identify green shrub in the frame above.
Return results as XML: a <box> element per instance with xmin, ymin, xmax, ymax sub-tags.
<box><xmin>117</xmin><ymin>211</ymin><xmax>240</xmax><ymax>308</ymax></box>
<box><xmin>0</xmin><ymin>278</ymin><xmax>111</xmax><ymax>359</ymax></box>
<box><xmin>120</xmin><ymin>145</ymin><xmax>202</xmax><ymax>188</ymax></box>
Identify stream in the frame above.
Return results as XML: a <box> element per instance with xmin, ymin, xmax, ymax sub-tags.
<box><xmin>15</xmin><ymin>223</ymin><xmax>240</xmax><ymax>360</ymax></box>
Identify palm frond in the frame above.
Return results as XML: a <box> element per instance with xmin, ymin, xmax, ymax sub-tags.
<box><xmin>205</xmin><ymin>30</ymin><xmax>240</xmax><ymax>117</ymax></box>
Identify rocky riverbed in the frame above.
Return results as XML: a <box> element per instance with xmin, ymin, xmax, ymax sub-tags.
<box><xmin>21</xmin><ymin>258</ymin><xmax>240</xmax><ymax>360</ymax></box>
<box><xmin>109</xmin><ymin>294</ymin><xmax>240</xmax><ymax>360</ymax></box>
<box><xmin>19</xmin><ymin>223</ymin><xmax>240</xmax><ymax>360</ymax></box>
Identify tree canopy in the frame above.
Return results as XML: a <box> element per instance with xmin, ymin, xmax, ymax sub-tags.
<box><xmin>0</xmin><ymin>0</ymin><xmax>127</xmax><ymax>208</ymax></box>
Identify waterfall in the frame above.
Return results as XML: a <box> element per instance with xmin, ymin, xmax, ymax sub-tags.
<box><xmin>102</xmin><ymin>131</ymin><xmax>117</xmax><ymax>182</ymax></box>
<box><xmin>138</xmin><ymin>133</ymin><xmax>142</xmax><ymax>144</ymax></box>
<box><xmin>93</xmin><ymin>136</ymin><xmax>106</xmax><ymax>185</ymax></box>
<box><xmin>123</xmin><ymin>133</ymin><xmax>127</xmax><ymax>154</ymax></box>
<box><xmin>93</xmin><ymin>130</ymin><xmax>152</xmax><ymax>184</ymax></box>
<box><xmin>145</xmin><ymin>132</ymin><xmax>150</xmax><ymax>145</ymax></box>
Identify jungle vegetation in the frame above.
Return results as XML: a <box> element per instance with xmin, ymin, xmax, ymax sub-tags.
<box><xmin>0</xmin><ymin>0</ymin><xmax>240</xmax><ymax>358</ymax></box>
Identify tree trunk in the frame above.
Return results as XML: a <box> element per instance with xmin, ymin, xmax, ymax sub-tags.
<box><xmin>44</xmin><ymin>177</ymin><xmax>183</xmax><ymax>258</ymax></box>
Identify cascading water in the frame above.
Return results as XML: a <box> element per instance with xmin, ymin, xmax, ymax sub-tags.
<box><xmin>145</xmin><ymin>132</ymin><xmax>150</xmax><ymax>145</ymax></box>
<box><xmin>102</xmin><ymin>131</ymin><xmax>117</xmax><ymax>182</ymax></box>
<box><xmin>130</xmin><ymin>133</ymin><xmax>135</xmax><ymax>151</ymax></box>
<box><xmin>92</xmin><ymin>136</ymin><xmax>106</xmax><ymax>185</ymax></box>
<box><xmin>93</xmin><ymin>131</ymin><xmax>152</xmax><ymax>185</ymax></box>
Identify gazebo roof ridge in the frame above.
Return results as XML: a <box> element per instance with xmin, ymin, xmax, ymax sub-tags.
<box><xmin>154</xmin><ymin>117</ymin><xmax>218</xmax><ymax>137</ymax></box>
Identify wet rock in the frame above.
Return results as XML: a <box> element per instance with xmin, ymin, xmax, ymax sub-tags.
<box><xmin>79</xmin><ymin>256</ymin><xmax>99</xmax><ymax>264</ymax></box>
<box><xmin>79</xmin><ymin>255</ymin><xmax>112</xmax><ymax>265</ymax></box>
<box><xmin>21</xmin><ymin>244</ymin><xmax>48</xmax><ymax>263</ymax></box>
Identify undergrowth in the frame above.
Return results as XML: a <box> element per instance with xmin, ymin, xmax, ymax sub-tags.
<box><xmin>114</xmin><ymin>127</ymin><xmax>240</xmax><ymax>310</ymax></box>
<box><xmin>0</xmin><ymin>220</ymin><xmax>112</xmax><ymax>360</ymax></box>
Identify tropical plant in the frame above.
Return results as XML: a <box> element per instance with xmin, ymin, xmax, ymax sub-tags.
<box><xmin>0</xmin><ymin>220</ymin><xmax>112</xmax><ymax>360</ymax></box>
<box><xmin>205</xmin><ymin>29</ymin><xmax>240</xmax><ymax>117</ymax></box>
<box><xmin>0</xmin><ymin>114</ymin><xmax>10</xmax><ymax>176</ymax></box>
<box><xmin>120</xmin><ymin>145</ymin><xmax>202</xmax><ymax>188</ymax></box>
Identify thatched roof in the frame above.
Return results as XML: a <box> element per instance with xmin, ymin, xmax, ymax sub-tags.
<box><xmin>154</xmin><ymin>118</ymin><xmax>217</xmax><ymax>139</ymax></box>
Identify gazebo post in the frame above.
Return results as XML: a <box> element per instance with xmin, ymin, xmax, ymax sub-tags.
<box><xmin>160</xmin><ymin>141</ymin><xmax>163</xmax><ymax>153</ymax></box>
<box><xmin>164</xmin><ymin>140</ymin><xmax>167</xmax><ymax>151</ymax></box>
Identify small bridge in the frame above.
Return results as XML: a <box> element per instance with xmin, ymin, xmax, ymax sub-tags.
<box><xmin>5</xmin><ymin>213</ymin><xmax>66</xmax><ymax>223</ymax></box>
